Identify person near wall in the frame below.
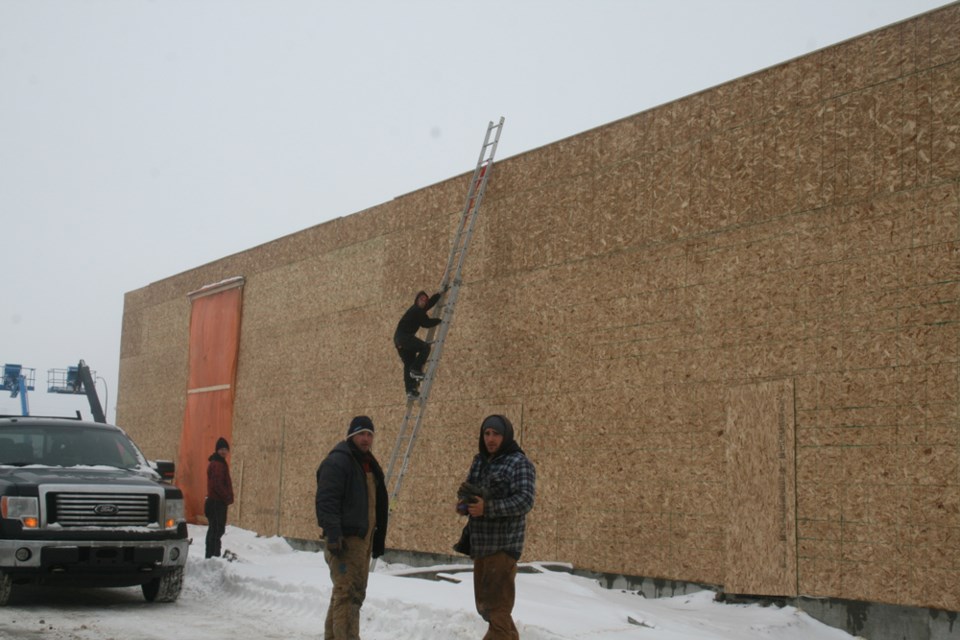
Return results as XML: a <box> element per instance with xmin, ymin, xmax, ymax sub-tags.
<box><xmin>204</xmin><ymin>436</ymin><xmax>234</xmax><ymax>559</ymax></box>
<box><xmin>455</xmin><ymin>414</ymin><xmax>536</xmax><ymax>640</ymax></box>
<box><xmin>393</xmin><ymin>289</ymin><xmax>442</xmax><ymax>400</ymax></box>
<box><xmin>315</xmin><ymin>415</ymin><xmax>389</xmax><ymax>640</ymax></box>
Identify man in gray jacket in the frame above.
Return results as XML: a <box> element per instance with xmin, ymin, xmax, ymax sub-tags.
<box><xmin>315</xmin><ymin>416</ymin><xmax>389</xmax><ymax>640</ymax></box>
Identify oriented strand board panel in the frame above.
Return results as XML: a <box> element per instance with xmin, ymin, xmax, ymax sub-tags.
<box><xmin>725</xmin><ymin>379</ymin><xmax>798</xmax><ymax>596</ymax></box>
<box><xmin>116</xmin><ymin>2</ymin><xmax>960</xmax><ymax>614</ymax></box>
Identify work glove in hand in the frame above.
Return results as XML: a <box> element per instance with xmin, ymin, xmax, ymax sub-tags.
<box><xmin>458</xmin><ymin>481</ymin><xmax>489</xmax><ymax>501</ymax></box>
<box><xmin>327</xmin><ymin>538</ymin><xmax>346</xmax><ymax>557</ymax></box>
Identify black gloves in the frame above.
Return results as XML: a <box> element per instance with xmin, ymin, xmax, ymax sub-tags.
<box><xmin>327</xmin><ymin>538</ymin><xmax>346</xmax><ymax>557</ymax></box>
<box><xmin>458</xmin><ymin>482</ymin><xmax>489</xmax><ymax>502</ymax></box>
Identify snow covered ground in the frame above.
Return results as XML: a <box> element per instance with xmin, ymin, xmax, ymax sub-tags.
<box><xmin>0</xmin><ymin>525</ymin><xmax>855</xmax><ymax>639</ymax></box>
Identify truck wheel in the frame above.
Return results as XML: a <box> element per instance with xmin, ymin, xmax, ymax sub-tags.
<box><xmin>142</xmin><ymin>566</ymin><xmax>183</xmax><ymax>603</ymax></box>
<box><xmin>0</xmin><ymin>570</ymin><xmax>12</xmax><ymax>606</ymax></box>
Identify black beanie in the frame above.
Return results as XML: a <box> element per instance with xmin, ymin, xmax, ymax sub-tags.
<box><xmin>347</xmin><ymin>415</ymin><xmax>375</xmax><ymax>438</ymax></box>
<box><xmin>215</xmin><ymin>437</ymin><xmax>229</xmax><ymax>451</ymax></box>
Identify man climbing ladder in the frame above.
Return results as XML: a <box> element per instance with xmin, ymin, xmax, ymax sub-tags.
<box><xmin>384</xmin><ymin>117</ymin><xmax>505</xmax><ymax>506</ymax></box>
<box><xmin>393</xmin><ymin>289</ymin><xmax>443</xmax><ymax>400</ymax></box>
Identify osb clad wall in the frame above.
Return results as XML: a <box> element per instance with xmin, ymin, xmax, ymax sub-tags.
<box><xmin>117</xmin><ymin>3</ymin><xmax>960</xmax><ymax>613</ymax></box>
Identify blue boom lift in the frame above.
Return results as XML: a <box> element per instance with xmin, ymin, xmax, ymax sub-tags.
<box><xmin>1</xmin><ymin>360</ymin><xmax>106</xmax><ymax>423</ymax></box>
<box><xmin>1</xmin><ymin>364</ymin><xmax>36</xmax><ymax>416</ymax></box>
<box><xmin>47</xmin><ymin>360</ymin><xmax>107</xmax><ymax>424</ymax></box>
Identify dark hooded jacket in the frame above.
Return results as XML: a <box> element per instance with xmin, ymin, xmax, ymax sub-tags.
<box><xmin>206</xmin><ymin>453</ymin><xmax>234</xmax><ymax>505</ymax></box>
<box><xmin>394</xmin><ymin>291</ymin><xmax>441</xmax><ymax>339</ymax></box>
<box><xmin>463</xmin><ymin>415</ymin><xmax>536</xmax><ymax>559</ymax></box>
<box><xmin>315</xmin><ymin>439</ymin><xmax>389</xmax><ymax>558</ymax></box>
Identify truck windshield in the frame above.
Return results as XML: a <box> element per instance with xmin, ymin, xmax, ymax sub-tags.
<box><xmin>0</xmin><ymin>425</ymin><xmax>147</xmax><ymax>469</ymax></box>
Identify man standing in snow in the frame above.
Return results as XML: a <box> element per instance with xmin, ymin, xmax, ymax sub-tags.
<box><xmin>204</xmin><ymin>436</ymin><xmax>234</xmax><ymax>559</ymax></box>
<box><xmin>455</xmin><ymin>414</ymin><xmax>536</xmax><ymax>640</ymax></box>
<box><xmin>393</xmin><ymin>289</ymin><xmax>442</xmax><ymax>400</ymax></box>
<box><xmin>315</xmin><ymin>416</ymin><xmax>389</xmax><ymax>640</ymax></box>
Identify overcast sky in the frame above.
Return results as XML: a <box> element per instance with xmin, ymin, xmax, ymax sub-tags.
<box><xmin>1</xmin><ymin>0</ymin><xmax>950</xmax><ymax>422</ymax></box>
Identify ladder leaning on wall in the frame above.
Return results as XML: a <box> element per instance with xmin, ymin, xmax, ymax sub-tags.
<box><xmin>383</xmin><ymin>116</ymin><xmax>505</xmax><ymax>508</ymax></box>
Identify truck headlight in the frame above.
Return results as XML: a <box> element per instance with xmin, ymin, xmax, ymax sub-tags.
<box><xmin>163</xmin><ymin>498</ymin><xmax>184</xmax><ymax>529</ymax></box>
<box><xmin>1</xmin><ymin>496</ymin><xmax>40</xmax><ymax>528</ymax></box>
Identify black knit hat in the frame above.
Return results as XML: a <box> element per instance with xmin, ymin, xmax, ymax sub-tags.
<box><xmin>347</xmin><ymin>415</ymin><xmax>375</xmax><ymax>438</ymax></box>
<box><xmin>215</xmin><ymin>437</ymin><xmax>229</xmax><ymax>451</ymax></box>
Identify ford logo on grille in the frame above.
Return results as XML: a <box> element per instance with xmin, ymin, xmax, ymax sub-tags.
<box><xmin>94</xmin><ymin>504</ymin><xmax>119</xmax><ymax>516</ymax></box>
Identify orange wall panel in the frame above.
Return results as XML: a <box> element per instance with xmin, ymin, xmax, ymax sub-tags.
<box><xmin>177</xmin><ymin>283</ymin><xmax>243</xmax><ymax>522</ymax></box>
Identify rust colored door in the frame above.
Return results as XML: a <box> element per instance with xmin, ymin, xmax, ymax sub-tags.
<box><xmin>178</xmin><ymin>278</ymin><xmax>244</xmax><ymax>523</ymax></box>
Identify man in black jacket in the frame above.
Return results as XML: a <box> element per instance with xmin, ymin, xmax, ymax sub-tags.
<box><xmin>393</xmin><ymin>289</ymin><xmax>442</xmax><ymax>399</ymax></box>
<box><xmin>315</xmin><ymin>416</ymin><xmax>389</xmax><ymax>640</ymax></box>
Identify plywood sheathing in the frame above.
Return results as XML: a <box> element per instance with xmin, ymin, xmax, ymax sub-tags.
<box><xmin>118</xmin><ymin>3</ymin><xmax>960</xmax><ymax>613</ymax></box>
<box><xmin>725</xmin><ymin>379</ymin><xmax>798</xmax><ymax>597</ymax></box>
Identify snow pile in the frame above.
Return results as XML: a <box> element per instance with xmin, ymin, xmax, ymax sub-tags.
<box><xmin>0</xmin><ymin>525</ymin><xmax>854</xmax><ymax>639</ymax></box>
<box><xmin>176</xmin><ymin>525</ymin><xmax>853</xmax><ymax>640</ymax></box>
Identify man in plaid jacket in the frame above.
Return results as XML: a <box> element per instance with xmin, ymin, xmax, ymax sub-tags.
<box><xmin>456</xmin><ymin>414</ymin><xmax>536</xmax><ymax>640</ymax></box>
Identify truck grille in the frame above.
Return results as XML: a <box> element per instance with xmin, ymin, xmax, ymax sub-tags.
<box><xmin>48</xmin><ymin>492</ymin><xmax>157</xmax><ymax>527</ymax></box>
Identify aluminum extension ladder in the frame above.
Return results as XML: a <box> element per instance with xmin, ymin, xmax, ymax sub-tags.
<box><xmin>383</xmin><ymin>117</ymin><xmax>505</xmax><ymax>507</ymax></box>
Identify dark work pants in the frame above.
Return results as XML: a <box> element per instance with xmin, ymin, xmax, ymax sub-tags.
<box><xmin>394</xmin><ymin>333</ymin><xmax>430</xmax><ymax>393</ymax></box>
<box><xmin>474</xmin><ymin>551</ymin><xmax>519</xmax><ymax>640</ymax></box>
<box><xmin>204</xmin><ymin>498</ymin><xmax>228</xmax><ymax>558</ymax></box>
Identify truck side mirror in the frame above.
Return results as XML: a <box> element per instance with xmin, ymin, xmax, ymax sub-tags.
<box><xmin>153</xmin><ymin>460</ymin><xmax>176</xmax><ymax>483</ymax></box>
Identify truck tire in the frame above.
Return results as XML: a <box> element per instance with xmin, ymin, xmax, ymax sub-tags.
<box><xmin>141</xmin><ymin>566</ymin><xmax>183</xmax><ymax>603</ymax></box>
<box><xmin>0</xmin><ymin>570</ymin><xmax>12</xmax><ymax>606</ymax></box>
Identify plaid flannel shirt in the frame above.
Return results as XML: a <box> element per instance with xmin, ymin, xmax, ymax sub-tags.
<box><xmin>465</xmin><ymin>449</ymin><xmax>536</xmax><ymax>559</ymax></box>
